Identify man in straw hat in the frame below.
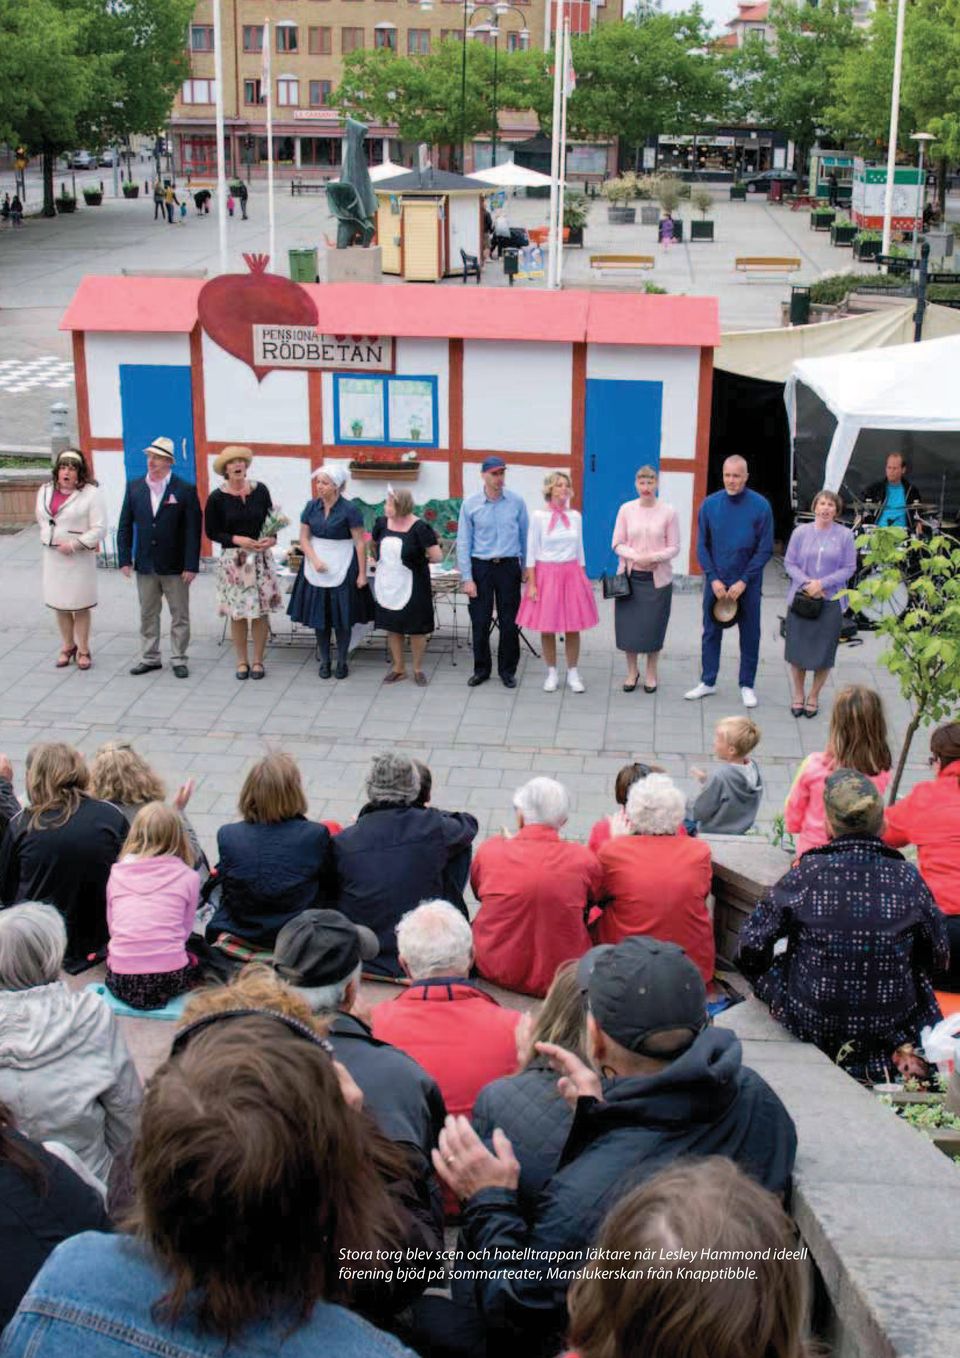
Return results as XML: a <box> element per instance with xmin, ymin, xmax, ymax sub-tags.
<box><xmin>117</xmin><ymin>436</ymin><xmax>203</xmax><ymax>678</ymax></box>
<box><xmin>685</xmin><ymin>455</ymin><xmax>773</xmax><ymax>710</ymax></box>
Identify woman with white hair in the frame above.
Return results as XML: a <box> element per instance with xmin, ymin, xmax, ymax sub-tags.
<box><xmin>371</xmin><ymin>900</ymin><xmax>521</xmax><ymax>1125</ymax></box>
<box><xmin>594</xmin><ymin>773</ymin><xmax>715</xmax><ymax>983</ymax></box>
<box><xmin>287</xmin><ymin>465</ymin><xmax>372</xmax><ymax>680</ymax></box>
<box><xmin>0</xmin><ymin>903</ymin><xmax>142</xmax><ymax>1190</ymax></box>
<box><xmin>470</xmin><ymin>777</ymin><xmax>602</xmax><ymax>997</ymax></box>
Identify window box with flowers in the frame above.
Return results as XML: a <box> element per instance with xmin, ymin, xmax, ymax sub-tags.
<box><xmin>349</xmin><ymin>450</ymin><xmax>421</xmax><ymax>479</ymax></box>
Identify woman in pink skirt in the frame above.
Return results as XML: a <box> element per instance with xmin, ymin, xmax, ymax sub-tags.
<box><xmin>517</xmin><ymin>471</ymin><xmax>598</xmax><ymax>693</ymax></box>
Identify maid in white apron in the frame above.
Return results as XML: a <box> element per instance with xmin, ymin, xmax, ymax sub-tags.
<box><xmin>371</xmin><ymin>487</ymin><xmax>441</xmax><ymax>686</ymax></box>
<box><xmin>287</xmin><ymin>466</ymin><xmax>373</xmax><ymax>680</ymax></box>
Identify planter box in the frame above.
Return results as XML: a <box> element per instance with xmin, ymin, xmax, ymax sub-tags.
<box><xmin>121</xmin><ymin>185</ymin><xmax>140</xmax><ymax>199</ymax></box>
<box><xmin>607</xmin><ymin>206</ymin><xmax>636</xmax><ymax>225</ymax></box>
<box><xmin>565</xmin><ymin>224</ymin><xmax>584</xmax><ymax>247</ymax></box>
<box><xmin>83</xmin><ymin>193</ymin><xmax>103</xmax><ymax>207</ymax></box>
<box><xmin>0</xmin><ymin>471</ymin><xmax>49</xmax><ymax>529</ymax></box>
<box><xmin>853</xmin><ymin>237</ymin><xmax>881</xmax><ymax>260</ymax></box>
<box><xmin>831</xmin><ymin>224</ymin><xmax>857</xmax><ymax>246</ymax></box>
<box><xmin>349</xmin><ymin>463</ymin><xmax>420</xmax><ymax>480</ymax></box>
<box><xmin>690</xmin><ymin>219</ymin><xmax>714</xmax><ymax>242</ymax></box>
<box><xmin>729</xmin><ymin>185</ymin><xmax>747</xmax><ymax>201</ymax></box>
<box><xmin>640</xmin><ymin>204</ymin><xmax>660</xmax><ymax>225</ymax></box>
<box><xmin>55</xmin><ymin>199</ymin><xmax>76</xmax><ymax>214</ymax></box>
<box><xmin>811</xmin><ymin>209</ymin><xmax>835</xmax><ymax>231</ymax></box>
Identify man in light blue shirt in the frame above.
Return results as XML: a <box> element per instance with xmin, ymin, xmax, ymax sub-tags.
<box><xmin>457</xmin><ymin>456</ymin><xmax>529</xmax><ymax>688</ymax></box>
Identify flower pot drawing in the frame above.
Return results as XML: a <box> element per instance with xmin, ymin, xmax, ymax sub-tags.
<box><xmin>409</xmin><ymin>426</ymin><xmax>421</xmax><ymax>441</ymax></box>
<box><xmin>351</xmin><ymin>420</ymin><xmax>364</xmax><ymax>438</ymax></box>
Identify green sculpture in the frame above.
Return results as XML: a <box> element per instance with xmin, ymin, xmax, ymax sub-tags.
<box><xmin>326</xmin><ymin>117</ymin><xmax>378</xmax><ymax>248</ymax></box>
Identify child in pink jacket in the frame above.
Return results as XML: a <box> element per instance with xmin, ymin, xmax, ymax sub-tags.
<box><xmin>106</xmin><ymin>801</ymin><xmax>200</xmax><ymax>1010</ymax></box>
<box><xmin>785</xmin><ymin>684</ymin><xmax>892</xmax><ymax>856</ymax></box>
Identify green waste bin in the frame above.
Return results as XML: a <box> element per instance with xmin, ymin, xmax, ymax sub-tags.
<box><xmin>288</xmin><ymin>247</ymin><xmax>318</xmax><ymax>283</ymax></box>
<box><xmin>789</xmin><ymin>285</ymin><xmax>811</xmax><ymax>326</ymax></box>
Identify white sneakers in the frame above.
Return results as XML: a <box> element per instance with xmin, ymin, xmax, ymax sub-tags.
<box><xmin>543</xmin><ymin>668</ymin><xmax>585</xmax><ymax>693</ymax></box>
<box><xmin>741</xmin><ymin>687</ymin><xmax>758</xmax><ymax>708</ymax></box>
<box><xmin>684</xmin><ymin>682</ymin><xmax>717</xmax><ymax>701</ymax></box>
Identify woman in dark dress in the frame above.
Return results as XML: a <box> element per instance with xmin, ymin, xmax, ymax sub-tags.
<box><xmin>372</xmin><ymin>487</ymin><xmax>441</xmax><ymax>686</ymax></box>
<box><xmin>203</xmin><ymin>447</ymin><xmax>282</xmax><ymax>680</ymax></box>
<box><xmin>287</xmin><ymin>465</ymin><xmax>370</xmax><ymax>680</ymax></box>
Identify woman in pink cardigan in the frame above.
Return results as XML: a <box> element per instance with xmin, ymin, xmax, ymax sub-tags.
<box><xmin>611</xmin><ymin>466</ymin><xmax>680</xmax><ymax>692</ymax></box>
<box><xmin>105</xmin><ymin>801</ymin><xmax>201</xmax><ymax>1010</ymax></box>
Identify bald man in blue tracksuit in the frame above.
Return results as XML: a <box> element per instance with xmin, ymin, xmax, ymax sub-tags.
<box><xmin>685</xmin><ymin>457</ymin><xmax>773</xmax><ymax>709</ymax></box>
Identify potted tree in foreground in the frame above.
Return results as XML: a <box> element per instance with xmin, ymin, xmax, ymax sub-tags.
<box><xmin>603</xmin><ymin>176</ymin><xmax>636</xmax><ymax>225</ymax></box>
<box><xmin>690</xmin><ymin>188</ymin><xmax>714</xmax><ymax>241</ymax></box>
<box><xmin>563</xmin><ymin>196</ymin><xmax>588</xmax><ymax>247</ymax></box>
<box><xmin>657</xmin><ymin>181</ymin><xmax>683</xmax><ymax>242</ymax></box>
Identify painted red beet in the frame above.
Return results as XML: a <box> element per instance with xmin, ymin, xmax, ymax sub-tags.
<box><xmin>197</xmin><ymin>253</ymin><xmax>319</xmax><ymax>382</ymax></box>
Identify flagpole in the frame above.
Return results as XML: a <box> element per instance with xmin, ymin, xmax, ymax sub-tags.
<box><xmin>556</xmin><ymin>17</ymin><xmax>571</xmax><ymax>288</ymax></box>
<box><xmin>211</xmin><ymin>0</ymin><xmax>228</xmax><ymax>274</ymax></box>
<box><xmin>264</xmin><ymin>17</ymin><xmax>276</xmax><ymax>269</ymax></box>
<box><xmin>546</xmin><ymin>0</ymin><xmax>564</xmax><ymax>288</ymax></box>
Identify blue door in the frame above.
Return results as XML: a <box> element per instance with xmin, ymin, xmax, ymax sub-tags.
<box><xmin>119</xmin><ymin>365</ymin><xmax>196</xmax><ymax>484</ymax></box>
<box><xmin>582</xmin><ymin>378</ymin><xmax>663</xmax><ymax>578</ymax></box>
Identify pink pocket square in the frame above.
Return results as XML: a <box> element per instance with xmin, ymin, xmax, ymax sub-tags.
<box><xmin>165</xmin><ymin>494</ymin><xmax>178</xmax><ymax>505</ymax></box>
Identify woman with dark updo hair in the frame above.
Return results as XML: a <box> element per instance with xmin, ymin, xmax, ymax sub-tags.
<box><xmin>34</xmin><ymin>448</ymin><xmax>106</xmax><ymax>670</ymax></box>
<box><xmin>885</xmin><ymin>722</ymin><xmax>960</xmax><ymax>988</ymax></box>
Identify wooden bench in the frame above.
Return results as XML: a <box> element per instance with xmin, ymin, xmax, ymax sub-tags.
<box><xmin>589</xmin><ymin>253</ymin><xmax>655</xmax><ymax>271</ymax></box>
<box><xmin>788</xmin><ymin>194</ymin><xmax>817</xmax><ymax>211</ymax></box>
<box><xmin>735</xmin><ymin>256</ymin><xmax>802</xmax><ymax>279</ymax></box>
<box><xmin>290</xmin><ymin>179</ymin><xmax>329</xmax><ymax>196</ymax></box>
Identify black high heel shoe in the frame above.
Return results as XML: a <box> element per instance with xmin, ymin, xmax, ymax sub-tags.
<box><xmin>623</xmin><ymin>677</ymin><xmax>639</xmax><ymax>692</ymax></box>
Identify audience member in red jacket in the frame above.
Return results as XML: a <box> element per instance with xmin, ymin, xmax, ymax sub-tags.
<box><xmin>884</xmin><ymin>723</ymin><xmax>960</xmax><ymax>988</ymax></box>
<box><xmin>587</xmin><ymin>761</ymin><xmax>666</xmax><ymax>855</ymax></box>
<box><xmin>471</xmin><ymin>777</ymin><xmax>602</xmax><ymax>997</ymax></box>
<box><xmin>371</xmin><ymin>899</ymin><xmax>521</xmax><ymax>1122</ymax></box>
<box><xmin>595</xmin><ymin>773</ymin><xmax>714</xmax><ymax>984</ymax></box>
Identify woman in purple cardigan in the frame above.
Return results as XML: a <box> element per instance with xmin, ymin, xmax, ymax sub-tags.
<box><xmin>783</xmin><ymin>490</ymin><xmax>857</xmax><ymax>718</ymax></box>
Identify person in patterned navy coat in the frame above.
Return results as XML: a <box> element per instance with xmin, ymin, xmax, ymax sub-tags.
<box><xmin>739</xmin><ymin>768</ymin><xmax>948</xmax><ymax>1082</ymax></box>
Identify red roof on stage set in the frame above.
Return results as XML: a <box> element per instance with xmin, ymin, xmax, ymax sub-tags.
<box><xmin>61</xmin><ymin>278</ymin><xmax>719</xmax><ymax>349</ymax></box>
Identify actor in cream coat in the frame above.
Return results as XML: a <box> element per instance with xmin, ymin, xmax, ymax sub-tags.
<box><xmin>35</xmin><ymin>449</ymin><xmax>107</xmax><ymax>670</ymax></box>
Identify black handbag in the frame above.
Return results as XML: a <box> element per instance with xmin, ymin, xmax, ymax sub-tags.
<box><xmin>602</xmin><ymin>572</ymin><xmax>631</xmax><ymax>600</ymax></box>
<box><xmin>790</xmin><ymin>591</ymin><xmax>824</xmax><ymax>620</ymax></box>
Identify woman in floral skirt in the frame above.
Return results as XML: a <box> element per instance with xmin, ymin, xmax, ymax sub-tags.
<box><xmin>203</xmin><ymin>447</ymin><xmax>282</xmax><ymax>680</ymax></box>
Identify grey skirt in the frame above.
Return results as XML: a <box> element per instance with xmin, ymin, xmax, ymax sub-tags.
<box><xmin>785</xmin><ymin>597</ymin><xmax>843</xmax><ymax>670</ymax></box>
<box><xmin>614</xmin><ymin>573</ymin><xmax>672</xmax><ymax>654</ymax></box>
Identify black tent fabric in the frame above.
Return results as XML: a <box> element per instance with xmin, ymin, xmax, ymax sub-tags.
<box><xmin>710</xmin><ymin>369</ymin><xmax>793</xmax><ymax>543</ymax></box>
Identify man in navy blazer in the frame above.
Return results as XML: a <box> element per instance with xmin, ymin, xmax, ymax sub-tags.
<box><xmin>117</xmin><ymin>436</ymin><xmax>202</xmax><ymax>678</ymax></box>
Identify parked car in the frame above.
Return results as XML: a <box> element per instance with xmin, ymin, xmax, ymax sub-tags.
<box><xmin>98</xmin><ymin>148</ymin><xmax>117</xmax><ymax>167</ymax></box>
<box><xmin>742</xmin><ymin>168</ymin><xmax>799</xmax><ymax>193</ymax></box>
<box><xmin>68</xmin><ymin>150</ymin><xmax>95</xmax><ymax>170</ymax></box>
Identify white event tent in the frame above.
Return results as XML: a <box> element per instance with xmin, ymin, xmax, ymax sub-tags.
<box><xmin>469</xmin><ymin>162</ymin><xmax>554</xmax><ymax>190</ymax></box>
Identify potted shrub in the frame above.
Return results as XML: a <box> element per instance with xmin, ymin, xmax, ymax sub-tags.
<box><xmin>729</xmin><ymin>181</ymin><xmax>747</xmax><ymax>201</ymax></box>
<box><xmin>121</xmin><ymin>181</ymin><xmax>140</xmax><ymax>199</ymax></box>
<box><xmin>602</xmin><ymin>177</ymin><xmax>636</xmax><ymax>225</ymax></box>
<box><xmin>82</xmin><ymin>187</ymin><xmax>102</xmax><ymax>206</ymax></box>
<box><xmin>562</xmin><ymin>195</ymin><xmax>588</xmax><ymax>247</ymax></box>
<box><xmin>830</xmin><ymin>214</ymin><xmax>857</xmax><ymax>246</ymax></box>
<box><xmin>811</xmin><ymin>205</ymin><xmax>836</xmax><ymax>231</ymax></box>
<box><xmin>690</xmin><ymin>188</ymin><xmax>714</xmax><ymax>242</ymax></box>
<box><xmin>853</xmin><ymin>228</ymin><xmax>882</xmax><ymax>261</ymax></box>
<box><xmin>656</xmin><ymin>181</ymin><xmax>683</xmax><ymax>242</ymax></box>
<box><xmin>55</xmin><ymin>192</ymin><xmax>77</xmax><ymax>214</ymax></box>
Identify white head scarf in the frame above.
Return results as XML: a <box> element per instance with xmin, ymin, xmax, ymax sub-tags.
<box><xmin>312</xmin><ymin>464</ymin><xmax>347</xmax><ymax>490</ymax></box>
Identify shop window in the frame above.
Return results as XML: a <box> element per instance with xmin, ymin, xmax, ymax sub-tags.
<box><xmin>190</xmin><ymin>25</ymin><xmax>214</xmax><ymax>51</ymax></box>
<box><xmin>309</xmin><ymin>80</ymin><xmax>333</xmax><ymax>106</ymax></box>
<box><xmin>407</xmin><ymin>27</ymin><xmax>430</xmax><ymax>52</ymax></box>
<box><xmin>308</xmin><ymin>25</ymin><xmax>332</xmax><ymax>53</ymax></box>
<box><xmin>276</xmin><ymin>24</ymin><xmax>299</xmax><ymax>52</ymax></box>
<box><xmin>242</xmin><ymin>25</ymin><xmax>263</xmax><ymax>51</ymax></box>
<box><xmin>342</xmin><ymin>26</ymin><xmax>365</xmax><ymax>50</ymax></box>
<box><xmin>301</xmin><ymin>138</ymin><xmax>340</xmax><ymax>166</ymax></box>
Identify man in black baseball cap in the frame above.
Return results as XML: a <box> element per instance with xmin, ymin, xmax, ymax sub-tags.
<box><xmin>272</xmin><ymin>910</ymin><xmax>446</xmax><ymax>1191</ymax></box>
<box><xmin>428</xmin><ymin>934</ymin><xmax>797</xmax><ymax>1356</ymax></box>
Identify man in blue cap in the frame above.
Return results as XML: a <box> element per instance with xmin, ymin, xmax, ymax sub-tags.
<box><xmin>456</xmin><ymin>457</ymin><xmax>529</xmax><ymax>689</ymax></box>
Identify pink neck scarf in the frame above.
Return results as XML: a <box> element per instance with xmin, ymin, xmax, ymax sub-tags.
<box><xmin>548</xmin><ymin>500</ymin><xmax>571</xmax><ymax>533</ymax></box>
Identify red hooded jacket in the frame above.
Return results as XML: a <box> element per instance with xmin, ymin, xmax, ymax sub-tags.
<box><xmin>883</xmin><ymin>760</ymin><xmax>960</xmax><ymax>915</ymax></box>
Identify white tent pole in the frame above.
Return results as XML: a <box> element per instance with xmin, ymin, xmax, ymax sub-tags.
<box><xmin>546</xmin><ymin>0</ymin><xmax>564</xmax><ymax>289</ymax></box>
<box><xmin>264</xmin><ymin>18</ymin><xmax>276</xmax><ymax>269</ymax></box>
<box><xmin>556</xmin><ymin>17</ymin><xmax>571</xmax><ymax>288</ymax></box>
<box><xmin>880</xmin><ymin>0</ymin><xmax>906</xmax><ymax>258</ymax></box>
<box><xmin>211</xmin><ymin>0</ymin><xmax>228</xmax><ymax>274</ymax></box>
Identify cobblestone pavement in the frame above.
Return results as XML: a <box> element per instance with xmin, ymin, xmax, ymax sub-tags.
<box><xmin>0</xmin><ymin>525</ymin><xmax>934</xmax><ymax>863</ymax></box>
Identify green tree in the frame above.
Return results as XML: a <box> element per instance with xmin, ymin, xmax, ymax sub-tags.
<box><xmin>845</xmin><ymin>527</ymin><xmax>960</xmax><ymax>802</ymax></box>
<box><xmin>724</xmin><ymin>0</ymin><xmax>864</xmax><ymax>177</ymax></box>
<box><xmin>567</xmin><ymin>11</ymin><xmax>727</xmax><ymax>168</ymax></box>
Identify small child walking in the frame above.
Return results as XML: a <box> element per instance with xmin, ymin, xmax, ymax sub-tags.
<box><xmin>179</xmin><ymin>199</ymin><xmax>187</xmax><ymax>223</ymax></box>
<box><xmin>227</xmin><ymin>193</ymin><xmax>235</xmax><ymax>218</ymax></box>
<box><xmin>105</xmin><ymin>801</ymin><xmax>201</xmax><ymax>1010</ymax></box>
<box><xmin>785</xmin><ymin>684</ymin><xmax>892</xmax><ymax>856</ymax></box>
<box><xmin>688</xmin><ymin>716</ymin><xmax>763</xmax><ymax>835</ymax></box>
